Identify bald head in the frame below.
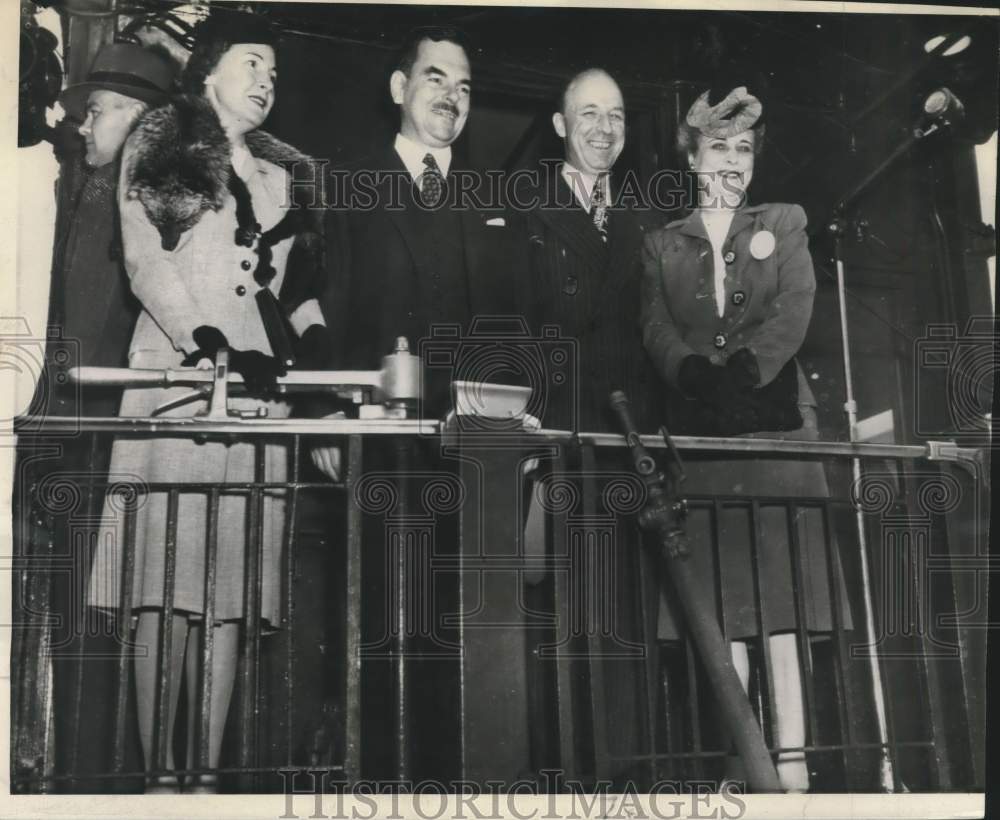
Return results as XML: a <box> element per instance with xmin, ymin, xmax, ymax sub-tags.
<box><xmin>560</xmin><ymin>69</ymin><xmax>618</xmax><ymax>116</ymax></box>
<box><xmin>553</xmin><ymin>68</ymin><xmax>625</xmax><ymax>175</ymax></box>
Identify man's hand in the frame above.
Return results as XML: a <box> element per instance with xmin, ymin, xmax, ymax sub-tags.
<box><xmin>309</xmin><ymin>411</ymin><xmax>346</xmax><ymax>482</ymax></box>
<box><xmin>310</xmin><ymin>446</ymin><xmax>342</xmax><ymax>482</ymax></box>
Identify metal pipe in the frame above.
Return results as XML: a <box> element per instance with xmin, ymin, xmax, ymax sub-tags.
<box><xmin>16</xmin><ymin>413</ymin><xmax>959</xmax><ymax>461</ymax></box>
<box><xmin>610</xmin><ymin>392</ymin><xmax>781</xmax><ymax>792</ymax></box>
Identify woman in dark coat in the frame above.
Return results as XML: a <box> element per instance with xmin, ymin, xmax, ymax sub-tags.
<box><xmin>641</xmin><ymin>83</ymin><xmax>850</xmax><ymax>792</ymax></box>
<box><xmin>90</xmin><ymin>11</ymin><xmax>329</xmax><ymax>792</ymax></box>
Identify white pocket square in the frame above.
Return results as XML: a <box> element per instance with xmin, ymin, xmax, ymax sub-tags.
<box><xmin>486</xmin><ymin>217</ymin><xmax>506</xmax><ymax>226</ymax></box>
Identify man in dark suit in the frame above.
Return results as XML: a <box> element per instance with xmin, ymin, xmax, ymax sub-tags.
<box><xmin>516</xmin><ymin>68</ymin><xmax>660</xmax><ymax>433</ymax></box>
<box><xmin>515</xmin><ymin>69</ymin><xmax>659</xmax><ymax>779</ymax></box>
<box><xmin>24</xmin><ymin>43</ymin><xmax>175</xmax><ymax>791</ymax></box>
<box><xmin>321</xmin><ymin>26</ymin><xmax>521</xmax><ymax>421</ymax></box>
<box><xmin>47</xmin><ymin>43</ymin><xmax>176</xmax><ymax>418</ymax></box>
<box><xmin>313</xmin><ymin>26</ymin><xmax>526</xmax><ymax>779</ymax></box>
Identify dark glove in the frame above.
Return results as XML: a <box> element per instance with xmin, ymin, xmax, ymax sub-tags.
<box><xmin>293</xmin><ymin>324</ymin><xmax>334</xmax><ymax>370</ymax></box>
<box><xmin>726</xmin><ymin>347</ymin><xmax>760</xmax><ymax>390</ymax></box>
<box><xmin>181</xmin><ymin>325</ymin><xmax>286</xmax><ymax>396</ymax></box>
<box><xmin>714</xmin><ymin>359</ymin><xmax>804</xmax><ymax>435</ymax></box>
<box><xmin>677</xmin><ymin>354</ymin><xmax>739</xmax><ymax>406</ymax></box>
<box><xmin>705</xmin><ymin>395</ymin><xmax>763</xmax><ymax>436</ymax></box>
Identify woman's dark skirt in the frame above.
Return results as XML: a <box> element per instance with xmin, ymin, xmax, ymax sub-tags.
<box><xmin>656</xmin><ymin>405</ymin><xmax>854</xmax><ymax>641</ymax></box>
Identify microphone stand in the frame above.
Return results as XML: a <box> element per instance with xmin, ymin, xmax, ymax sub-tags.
<box><xmin>825</xmin><ymin>115</ymin><xmax>951</xmax><ymax>793</ymax></box>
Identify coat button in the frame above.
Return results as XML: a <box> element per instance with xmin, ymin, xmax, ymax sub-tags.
<box><xmin>713</xmin><ymin>332</ymin><xmax>728</xmax><ymax>349</ymax></box>
<box><xmin>732</xmin><ymin>290</ymin><xmax>746</xmax><ymax>306</ymax></box>
<box><xmin>235</xmin><ymin>285</ymin><xmax>247</xmax><ymax>296</ymax></box>
<box><xmin>723</xmin><ymin>250</ymin><xmax>736</xmax><ymax>264</ymax></box>
<box><xmin>241</xmin><ymin>259</ymin><xmax>252</xmax><ymax>271</ymax></box>
<box><xmin>563</xmin><ymin>276</ymin><xmax>578</xmax><ymax>296</ymax></box>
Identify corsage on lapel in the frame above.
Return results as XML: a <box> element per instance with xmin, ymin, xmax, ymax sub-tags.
<box><xmin>749</xmin><ymin>229</ymin><xmax>776</xmax><ymax>260</ymax></box>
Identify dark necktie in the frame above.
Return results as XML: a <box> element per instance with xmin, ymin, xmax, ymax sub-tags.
<box><xmin>591</xmin><ymin>174</ymin><xmax>608</xmax><ymax>241</ymax></box>
<box><xmin>421</xmin><ymin>152</ymin><xmax>444</xmax><ymax>207</ymax></box>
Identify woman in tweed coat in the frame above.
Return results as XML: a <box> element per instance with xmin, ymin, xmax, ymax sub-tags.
<box><xmin>641</xmin><ymin>83</ymin><xmax>850</xmax><ymax>792</ymax></box>
<box><xmin>89</xmin><ymin>12</ymin><xmax>330</xmax><ymax>792</ymax></box>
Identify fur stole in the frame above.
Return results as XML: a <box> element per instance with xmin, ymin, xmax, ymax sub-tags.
<box><xmin>123</xmin><ymin>93</ymin><xmax>325</xmax><ymax>314</ymax></box>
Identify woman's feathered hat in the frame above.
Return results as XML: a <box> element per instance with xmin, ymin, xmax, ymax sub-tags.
<box><xmin>686</xmin><ymin>64</ymin><xmax>768</xmax><ymax>138</ymax></box>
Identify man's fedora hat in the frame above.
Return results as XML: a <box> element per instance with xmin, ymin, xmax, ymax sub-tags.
<box><xmin>59</xmin><ymin>42</ymin><xmax>175</xmax><ymax>120</ymax></box>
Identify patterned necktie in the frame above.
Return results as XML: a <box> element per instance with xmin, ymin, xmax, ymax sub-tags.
<box><xmin>420</xmin><ymin>152</ymin><xmax>444</xmax><ymax>207</ymax></box>
<box><xmin>591</xmin><ymin>174</ymin><xmax>608</xmax><ymax>241</ymax></box>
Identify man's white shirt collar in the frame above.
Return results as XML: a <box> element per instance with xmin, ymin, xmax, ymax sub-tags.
<box><xmin>561</xmin><ymin>162</ymin><xmax>609</xmax><ymax>212</ymax></box>
<box><xmin>394</xmin><ymin>133</ymin><xmax>452</xmax><ymax>186</ymax></box>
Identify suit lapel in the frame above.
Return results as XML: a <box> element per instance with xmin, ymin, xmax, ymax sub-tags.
<box><xmin>375</xmin><ymin>146</ymin><xmax>434</xmax><ymax>272</ymax></box>
<box><xmin>594</xmin><ymin>204</ymin><xmax>642</xmax><ymax>302</ymax></box>
<box><xmin>725</xmin><ymin>205</ymin><xmax>765</xmax><ymax>283</ymax></box>
<box><xmin>581</xmin><ymin>200</ymin><xmax>645</xmax><ymax>328</ymax></box>
<box><xmin>535</xmin><ymin>174</ymin><xmax>610</xmax><ymax>274</ymax></box>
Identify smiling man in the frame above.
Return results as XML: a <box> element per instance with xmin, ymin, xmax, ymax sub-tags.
<box><xmin>554</xmin><ymin>68</ymin><xmax>627</xmax><ymax>210</ymax></box>
<box><xmin>320</xmin><ymin>25</ymin><xmax>521</xmax><ymax>418</ymax></box>
<box><xmin>515</xmin><ymin>68</ymin><xmax>659</xmax><ymax>434</ymax></box>
<box><xmin>312</xmin><ymin>26</ymin><xmax>528</xmax><ymax>780</ymax></box>
<box><xmin>512</xmin><ymin>69</ymin><xmax>662</xmax><ymax>784</ymax></box>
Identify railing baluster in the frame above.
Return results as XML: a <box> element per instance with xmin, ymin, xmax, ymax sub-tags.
<box><xmin>748</xmin><ymin>500</ymin><xmax>776</xmax><ymax>750</ymax></box>
<box><xmin>196</xmin><ymin>487</ymin><xmax>221</xmax><ymax>779</ymax></box>
<box><xmin>343</xmin><ymin>434</ymin><xmax>364</xmax><ymax>783</ymax></box>
<box><xmin>683</xmin><ymin>636</ymin><xmax>702</xmax><ymax>779</ymax></box>
<box><xmin>69</xmin><ymin>434</ymin><xmax>103</xmax><ymax>785</ymax></box>
<box><xmin>393</xmin><ymin>439</ymin><xmax>411</xmax><ymax>781</ymax></box>
<box><xmin>581</xmin><ymin>444</ymin><xmax>610</xmax><ymax>782</ymax></box>
<box><xmin>153</xmin><ymin>489</ymin><xmax>180</xmax><ymax>776</ymax></box>
<box><xmin>14</xmin><ymin>486</ymin><xmax>57</xmax><ymax>794</ymax></box>
<box><xmin>112</xmin><ymin>489</ymin><xmax>138</xmax><ymax>777</ymax></box>
<box><xmin>283</xmin><ymin>436</ymin><xmax>302</xmax><ymax>771</ymax></box>
<box><xmin>634</xmin><ymin>518</ymin><xmax>659</xmax><ymax>787</ymax></box>
<box><xmin>551</xmin><ymin>449</ymin><xmax>577</xmax><ymax>776</ymax></box>
<box><xmin>821</xmin><ymin>501</ymin><xmax>854</xmax><ymax>786</ymax></box>
<box><xmin>711</xmin><ymin>500</ymin><xmax>726</xmax><ymax>645</ymax></box>
<box><xmin>237</xmin><ymin>443</ymin><xmax>266</xmax><ymax>791</ymax></box>
<box><xmin>786</xmin><ymin>502</ymin><xmax>819</xmax><ymax>754</ymax></box>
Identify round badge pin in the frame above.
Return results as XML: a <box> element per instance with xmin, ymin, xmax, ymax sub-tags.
<box><xmin>750</xmin><ymin>230</ymin><xmax>776</xmax><ymax>260</ymax></box>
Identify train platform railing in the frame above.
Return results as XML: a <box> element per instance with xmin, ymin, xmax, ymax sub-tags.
<box><xmin>9</xmin><ymin>407</ymin><xmax>988</xmax><ymax>794</ymax></box>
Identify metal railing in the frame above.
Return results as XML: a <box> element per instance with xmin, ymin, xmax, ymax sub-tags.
<box><xmin>9</xmin><ymin>412</ymin><xmax>987</xmax><ymax>793</ymax></box>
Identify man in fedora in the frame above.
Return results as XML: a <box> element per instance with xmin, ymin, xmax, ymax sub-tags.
<box><xmin>48</xmin><ymin>42</ymin><xmax>175</xmax><ymax>416</ymax></box>
<box><xmin>40</xmin><ymin>41</ymin><xmax>175</xmax><ymax>792</ymax></box>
